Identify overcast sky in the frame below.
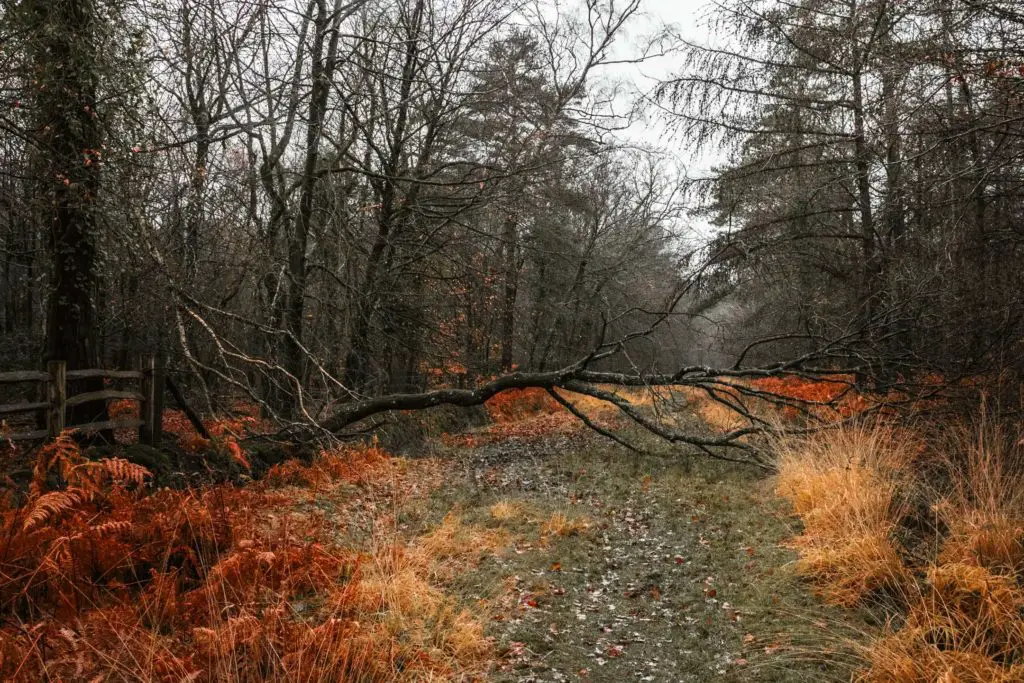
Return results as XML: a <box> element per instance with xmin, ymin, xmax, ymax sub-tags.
<box><xmin>609</xmin><ymin>0</ymin><xmax>722</xmax><ymax>239</ymax></box>
<box><xmin>598</xmin><ymin>0</ymin><xmax>712</xmax><ymax>152</ymax></box>
<box><xmin>607</xmin><ymin>0</ymin><xmax>718</xmax><ymax>164</ymax></box>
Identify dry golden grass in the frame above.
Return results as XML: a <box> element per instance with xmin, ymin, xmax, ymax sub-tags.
<box><xmin>773</xmin><ymin>421</ymin><xmax>916</xmax><ymax>606</ymax></box>
<box><xmin>539</xmin><ymin>511</ymin><xmax>591</xmax><ymax>539</ymax></box>
<box><xmin>489</xmin><ymin>499</ymin><xmax>526</xmax><ymax>521</ymax></box>
<box><xmin>672</xmin><ymin>386</ymin><xmax>754</xmax><ymax>433</ymax></box>
<box><xmin>415</xmin><ymin>512</ymin><xmax>509</xmax><ymax>566</ymax></box>
<box><xmin>774</xmin><ymin>421</ymin><xmax>915</xmax><ymax>515</ymax></box>
<box><xmin>791</xmin><ymin>533</ymin><xmax>909</xmax><ymax>608</ymax></box>
<box><xmin>435</xmin><ymin>606</ymin><xmax>493</xmax><ymax>661</ymax></box>
<box><xmin>857</xmin><ymin>562</ymin><xmax>1024</xmax><ymax>682</ymax></box>
<box><xmin>332</xmin><ymin>539</ymin><xmax>494</xmax><ymax>676</ymax></box>
<box><xmin>919</xmin><ymin>563</ymin><xmax>1024</xmax><ymax>653</ymax></box>
<box><xmin>344</xmin><ymin>547</ymin><xmax>442</xmax><ymax>620</ymax></box>
<box><xmin>931</xmin><ymin>420</ymin><xmax>1024</xmax><ymax>574</ymax></box>
<box><xmin>857</xmin><ymin>634</ymin><xmax>1024</xmax><ymax>683</ymax></box>
<box><xmin>775</xmin><ymin>414</ymin><xmax>1024</xmax><ymax>682</ymax></box>
<box><xmin>697</xmin><ymin>398</ymin><xmax>750</xmax><ymax>433</ymax></box>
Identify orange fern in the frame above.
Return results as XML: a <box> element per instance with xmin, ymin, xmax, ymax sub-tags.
<box><xmin>31</xmin><ymin>432</ymin><xmax>81</xmax><ymax>496</ymax></box>
<box><xmin>224</xmin><ymin>439</ymin><xmax>251</xmax><ymax>470</ymax></box>
<box><xmin>22</xmin><ymin>487</ymin><xmax>89</xmax><ymax>531</ymax></box>
<box><xmin>97</xmin><ymin>457</ymin><xmax>151</xmax><ymax>489</ymax></box>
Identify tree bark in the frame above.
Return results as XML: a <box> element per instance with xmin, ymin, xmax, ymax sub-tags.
<box><xmin>850</xmin><ymin>5</ymin><xmax>882</xmax><ymax>383</ymax></box>
<box><xmin>276</xmin><ymin>0</ymin><xmax>344</xmax><ymax>416</ymax></box>
<box><xmin>343</xmin><ymin>0</ymin><xmax>425</xmax><ymax>393</ymax></box>
<box><xmin>499</xmin><ymin>213</ymin><xmax>520</xmax><ymax>372</ymax></box>
<box><xmin>30</xmin><ymin>0</ymin><xmax>109</xmax><ymax>429</ymax></box>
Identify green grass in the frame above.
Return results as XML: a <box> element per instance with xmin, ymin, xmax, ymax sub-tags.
<box><xmin>401</xmin><ymin>423</ymin><xmax>873</xmax><ymax>681</ymax></box>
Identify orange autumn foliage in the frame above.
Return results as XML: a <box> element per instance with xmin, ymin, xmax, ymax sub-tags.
<box><xmin>751</xmin><ymin>374</ymin><xmax>870</xmax><ymax>420</ymax></box>
<box><xmin>443</xmin><ymin>408</ymin><xmax>625</xmax><ymax>448</ymax></box>
<box><xmin>159</xmin><ymin>403</ymin><xmax>272</xmax><ymax>470</ymax></box>
<box><xmin>437</xmin><ymin>386</ymin><xmax>644</xmax><ymax>448</ymax></box>
<box><xmin>109</xmin><ymin>398</ymin><xmax>269</xmax><ymax>471</ymax></box>
<box><xmin>484</xmin><ymin>387</ymin><xmax>561</xmax><ymax>423</ymax></box>
<box><xmin>775</xmin><ymin>416</ymin><xmax>1024</xmax><ymax>682</ymax></box>
<box><xmin>741</xmin><ymin>373</ymin><xmax>964</xmax><ymax>427</ymax></box>
<box><xmin>0</xmin><ymin>436</ymin><xmax>495</xmax><ymax>682</ymax></box>
<box><xmin>752</xmin><ymin>374</ymin><xmax>855</xmax><ymax>403</ymax></box>
<box><xmin>262</xmin><ymin>443</ymin><xmax>394</xmax><ymax>489</ymax></box>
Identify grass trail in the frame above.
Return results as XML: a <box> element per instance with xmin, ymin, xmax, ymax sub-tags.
<box><xmin>400</xmin><ymin>415</ymin><xmax>870</xmax><ymax>681</ymax></box>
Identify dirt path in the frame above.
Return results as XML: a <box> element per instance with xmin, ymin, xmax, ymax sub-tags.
<box><xmin>407</xmin><ymin>417</ymin><xmax>864</xmax><ymax>682</ymax></box>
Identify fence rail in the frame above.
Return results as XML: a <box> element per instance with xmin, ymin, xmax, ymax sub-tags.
<box><xmin>0</xmin><ymin>357</ymin><xmax>163</xmax><ymax>444</ymax></box>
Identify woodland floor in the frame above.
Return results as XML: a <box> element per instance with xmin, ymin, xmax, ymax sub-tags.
<box><xmin>3</xmin><ymin>387</ymin><xmax>1008</xmax><ymax>681</ymax></box>
<box><xmin>386</xmin><ymin>412</ymin><xmax>874</xmax><ymax>681</ymax></box>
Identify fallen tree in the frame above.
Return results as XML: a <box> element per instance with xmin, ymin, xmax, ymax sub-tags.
<box><xmin>295</xmin><ymin>325</ymin><xmax>885</xmax><ymax>469</ymax></box>
<box><xmin>143</xmin><ymin>227</ymin><xmax>962</xmax><ymax>470</ymax></box>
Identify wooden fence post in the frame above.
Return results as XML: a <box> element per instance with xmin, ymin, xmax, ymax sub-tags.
<box><xmin>47</xmin><ymin>361</ymin><xmax>66</xmax><ymax>438</ymax></box>
<box><xmin>139</xmin><ymin>355</ymin><xmax>157</xmax><ymax>445</ymax></box>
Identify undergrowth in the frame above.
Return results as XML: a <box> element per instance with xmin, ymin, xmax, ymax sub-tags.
<box><xmin>690</xmin><ymin>373</ymin><xmax>960</xmax><ymax>434</ymax></box>
<box><xmin>0</xmin><ymin>433</ymin><xmax>501</xmax><ymax>681</ymax></box>
<box><xmin>0</xmin><ymin>387</ymin><xmax>672</xmax><ymax>681</ymax></box>
<box><xmin>442</xmin><ymin>385</ymin><xmax>661</xmax><ymax>448</ymax></box>
<box><xmin>773</xmin><ymin>414</ymin><xmax>1024</xmax><ymax>681</ymax></box>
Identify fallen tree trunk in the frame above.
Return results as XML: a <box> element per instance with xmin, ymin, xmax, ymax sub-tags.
<box><xmin>166</xmin><ymin>376</ymin><xmax>212</xmax><ymax>440</ymax></box>
<box><xmin>319</xmin><ymin>370</ymin><xmax>573</xmax><ymax>433</ymax></box>
<box><xmin>308</xmin><ymin>362</ymin><xmax>796</xmax><ymax>468</ymax></box>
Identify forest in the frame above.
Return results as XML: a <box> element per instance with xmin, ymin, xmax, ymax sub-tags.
<box><xmin>0</xmin><ymin>0</ymin><xmax>1023</xmax><ymax>680</ymax></box>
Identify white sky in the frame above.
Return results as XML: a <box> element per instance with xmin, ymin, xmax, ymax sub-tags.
<box><xmin>608</xmin><ymin>0</ymin><xmax>718</xmax><ymax>166</ymax></box>
<box><xmin>606</xmin><ymin>0</ymin><xmax>723</xmax><ymax>242</ymax></box>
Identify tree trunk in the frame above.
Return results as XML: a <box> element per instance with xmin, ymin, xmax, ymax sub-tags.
<box><xmin>880</xmin><ymin>66</ymin><xmax>904</xmax><ymax>381</ymax></box>
<box><xmin>499</xmin><ymin>213</ymin><xmax>520</xmax><ymax>372</ymax></box>
<box><xmin>850</xmin><ymin>17</ymin><xmax>881</xmax><ymax>383</ymax></box>
<box><xmin>30</xmin><ymin>0</ymin><xmax>109</xmax><ymax>429</ymax></box>
<box><xmin>276</xmin><ymin>0</ymin><xmax>344</xmax><ymax>416</ymax></box>
<box><xmin>343</xmin><ymin>0</ymin><xmax>425</xmax><ymax>393</ymax></box>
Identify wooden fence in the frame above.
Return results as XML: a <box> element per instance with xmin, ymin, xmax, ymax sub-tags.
<box><xmin>0</xmin><ymin>357</ymin><xmax>163</xmax><ymax>444</ymax></box>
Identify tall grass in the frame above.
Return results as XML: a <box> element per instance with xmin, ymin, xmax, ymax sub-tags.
<box><xmin>773</xmin><ymin>422</ymin><xmax>916</xmax><ymax>607</ymax></box>
<box><xmin>773</xmin><ymin>415</ymin><xmax>1024</xmax><ymax>681</ymax></box>
<box><xmin>931</xmin><ymin>418</ymin><xmax>1024</xmax><ymax>575</ymax></box>
<box><xmin>0</xmin><ymin>440</ymin><xmax>499</xmax><ymax>682</ymax></box>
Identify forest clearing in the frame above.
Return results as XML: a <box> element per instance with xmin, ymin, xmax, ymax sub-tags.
<box><xmin>1</xmin><ymin>381</ymin><xmax>1021</xmax><ymax>681</ymax></box>
<box><xmin>3</xmin><ymin>0</ymin><xmax>1024</xmax><ymax>680</ymax></box>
